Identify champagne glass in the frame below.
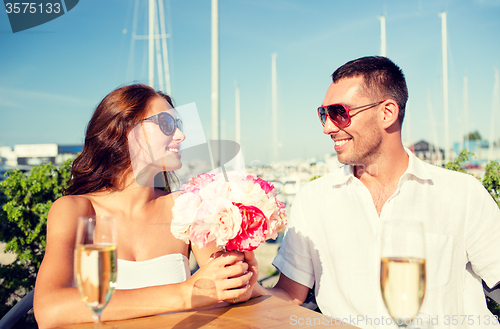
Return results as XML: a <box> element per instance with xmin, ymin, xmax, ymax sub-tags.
<box><xmin>74</xmin><ymin>216</ymin><xmax>117</xmax><ymax>329</ymax></box>
<box><xmin>380</xmin><ymin>220</ymin><xmax>426</xmax><ymax>328</ymax></box>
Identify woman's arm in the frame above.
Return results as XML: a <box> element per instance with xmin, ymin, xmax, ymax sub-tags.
<box><xmin>34</xmin><ymin>196</ymin><xmax>92</xmax><ymax>328</ymax></box>
<box><xmin>34</xmin><ymin>197</ymin><xmax>252</xmax><ymax>329</ymax></box>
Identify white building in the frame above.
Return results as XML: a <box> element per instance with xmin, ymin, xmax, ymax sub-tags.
<box><xmin>0</xmin><ymin>146</ymin><xmax>18</xmax><ymax>167</ymax></box>
<box><xmin>0</xmin><ymin>144</ymin><xmax>82</xmax><ymax>168</ymax></box>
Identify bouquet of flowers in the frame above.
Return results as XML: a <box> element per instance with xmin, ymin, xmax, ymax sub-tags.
<box><xmin>171</xmin><ymin>172</ymin><xmax>287</xmax><ymax>252</ymax></box>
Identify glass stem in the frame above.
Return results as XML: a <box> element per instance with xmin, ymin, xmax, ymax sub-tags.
<box><xmin>92</xmin><ymin>311</ymin><xmax>102</xmax><ymax>329</ymax></box>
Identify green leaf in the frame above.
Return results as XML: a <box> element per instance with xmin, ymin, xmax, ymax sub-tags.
<box><xmin>482</xmin><ymin>160</ymin><xmax>500</xmax><ymax>207</ymax></box>
<box><xmin>445</xmin><ymin>149</ymin><xmax>474</xmax><ymax>174</ymax></box>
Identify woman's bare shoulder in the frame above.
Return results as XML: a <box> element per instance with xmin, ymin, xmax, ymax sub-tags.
<box><xmin>51</xmin><ymin>194</ymin><xmax>94</xmax><ymax>210</ymax></box>
<box><xmin>48</xmin><ymin>195</ymin><xmax>95</xmax><ymax>223</ymax></box>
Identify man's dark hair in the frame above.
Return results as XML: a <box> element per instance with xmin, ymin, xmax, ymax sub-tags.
<box><xmin>332</xmin><ymin>56</ymin><xmax>408</xmax><ymax>126</ymax></box>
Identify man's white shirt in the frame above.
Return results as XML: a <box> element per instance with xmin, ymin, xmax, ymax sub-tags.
<box><xmin>273</xmin><ymin>149</ymin><xmax>500</xmax><ymax>328</ymax></box>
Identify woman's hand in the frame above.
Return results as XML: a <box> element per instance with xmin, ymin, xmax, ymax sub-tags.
<box><xmin>219</xmin><ymin>250</ymin><xmax>261</xmax><ymax>304</ymax></box>
<box><xmin>185</xmin><ymin>250</ymin><xmax>253</xmax><ymax>309</ymax></box>
<box><xmin>244</xmin><ymin>250</ymin><xmax>259</xmax><ymax>287</ymax></box>
<box><xmin>227</xmin><ymin>250</ymin><xmax>260</xmax><ymax>303</ymax></box>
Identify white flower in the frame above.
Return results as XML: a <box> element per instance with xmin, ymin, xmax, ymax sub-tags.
<box><xmin>199</xmin><ymin>180</ymin><xmax>230</xmax><ymax>201</ymax></box>
<box><xmin>171</xmin><ymin>193</ymin><xmax>201</xmax><ymax>243</ymax></box>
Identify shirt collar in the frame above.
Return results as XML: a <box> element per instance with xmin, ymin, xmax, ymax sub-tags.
<box><xmin>327</xmin><ymin>147</ymin><xmax>433</xmax><ymax>186</ymax></box>
<box><xmin>328</xmin><ymin>163</ymin><xmax>355</xmax><ymax>186</ymax></box>
<box><xmin>403</xmin><ymin>147</ymin><xmax>433</xmax><ymax>181</ymax></box>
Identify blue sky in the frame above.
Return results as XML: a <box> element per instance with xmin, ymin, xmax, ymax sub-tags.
<box><xmin>1</xmin><ymin>0</ymin><xmax>500</xmax><ymax>164</ymax></box>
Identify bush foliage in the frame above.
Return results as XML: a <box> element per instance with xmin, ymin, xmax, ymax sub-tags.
<box><xmin>445</xmin><ymin>150</ymin><xmax>500</xmax><ymax>207</ymax></box>
<box><xmin>0</xmin><ymin>159</ymin><xmax>71</xmax><ymax>326</ymax></box>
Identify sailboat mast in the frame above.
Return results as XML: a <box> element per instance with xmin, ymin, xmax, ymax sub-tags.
<box><xmin>154</xmin><ymin>11</ymin><xmax>164</xmax><ymax>92</ymax></box>
<box><xmin>211</xmin><ymin>0</ymin><xmax>220</xmax><ymax>167</ymax></box>
<box><xmin>235</xmin><ymin>82</ymin><xmax>241</xmax><ymax>145</ymax></box>
<box><xmin>427</xmin><ymin>91</ymin><xmax>440</xmax><ymax>166</ymax></box>
<box><xmin>149</xmin><ymin>0</ymin><xmax>155</xmax><ymax>87</ymax></box>
<box><xmin>406</xmin><ymin>102</ymin><xmax>413</xmax><ymax>153</ymax></box>
<box><xmin>234</xmin><ymin>81</ymin><xmax>244</xmax><ymax>170</ymax></box>
<box><xmin>379</xmin><ymin>16</ymin><xmax>386</xmax><ymax>57</ymax></box>
<box><xmin>129</xmin><ymin>1</ymin><xmax>172</xmax><ymax>92</ymax></box>
<box><xmin>272</xmin><ymin>53</ymin><xmax>278</xmax><ymax>163</ymax></box>
<box><xmin>157</xmin><ymin>0</ymin><xmax>171</xmax><ymax>95</ymax></box>
<box><xmin>439</xmin><ymin>12</ymin><xmax>450</xmax><ymax>163</ymax></box>
<box><xmin>463</xmin><ymin>76</ymin><xmax>469</xmax><ymax>151</ymax></box>
<box><xmin>489</xmin><ymin>67</ymin><xmax>499</xmax><ymax>161</ymax></box>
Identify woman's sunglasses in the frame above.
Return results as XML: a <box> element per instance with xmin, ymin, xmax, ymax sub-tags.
<box><xmin>143</xmin><ymin>112</ymin><xmax>183</xmax><ymax>136</ymax></box>
<box><xmin>317</xmin><ymin>100</ymin><xmax>386</xmax><ymax>128</ymax></box>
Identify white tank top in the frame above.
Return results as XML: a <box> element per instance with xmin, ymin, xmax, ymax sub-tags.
<box><xmin>115</xmin><ymin>253</ymin><xmax>191</xmax><ymax>290</ymax></box>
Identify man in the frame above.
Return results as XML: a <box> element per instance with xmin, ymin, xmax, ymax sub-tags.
<box><xmin>255</xmin><ymin>56</ymin><xmax>500</xmax><ymax>328</ymax></box>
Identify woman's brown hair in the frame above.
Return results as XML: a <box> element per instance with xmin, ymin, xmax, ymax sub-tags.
<box><xmin>65</xmin><ymin>84</ymin><xmax>174</xmax><ymax>195</ymax></box>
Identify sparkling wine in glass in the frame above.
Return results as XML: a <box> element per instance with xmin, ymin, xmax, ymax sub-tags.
<box><xmin>74</xmin><ymin>216</ymin><xmax>117</xmax><ymax>329</ymax></box>
<box><xmin>380</xmin><ymin>221</ymin><xmax>426</xmax><ymax>328</ymax></box>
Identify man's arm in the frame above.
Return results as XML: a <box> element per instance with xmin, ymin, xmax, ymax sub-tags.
<box><xmin>253</xmin><ymin>272</ymin><xmax>310</xmax><ymax>306</ymax></box>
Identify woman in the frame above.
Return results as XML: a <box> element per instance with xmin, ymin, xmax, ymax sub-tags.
<box><xmin>34</xmin><ymin>84</ymin><xmax>257</xmax><ymax>329</ymax></box>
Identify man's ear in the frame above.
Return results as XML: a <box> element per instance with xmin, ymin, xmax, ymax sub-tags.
<box><xmin>381</xmin><ymin>100</ymin><xmax>400</xmax><ymax>130</ymax></box>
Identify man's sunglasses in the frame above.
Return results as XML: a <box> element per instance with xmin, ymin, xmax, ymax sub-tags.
<box><xmin>317</xmin><ymin>100</ymin><xmax>386</xmax><ymax>128</ymax></box>
<box><xmin>143</xmin><ymin>112</ymin><xmax>183</xmax><ymax>136</ymax></box>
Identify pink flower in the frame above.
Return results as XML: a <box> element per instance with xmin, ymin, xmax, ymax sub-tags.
<box><xmin>189</xmin><ymin>220</ymin><xmax>217</xmax><ymax>249</ymax></box>
<box><xmin>212</xmin><ymin>203</ymin><xmax>242</xmax><ymax>247</ymax></box>
<box><xmin>276</xmin><ymin>200</ymin><xmax>286</xmax><ymax>217</ymax></box>
<box><xmin>226</xmin><ymin>203</ymin><xmax>268</xmax><ymax>252</ymax></box>
<box><xmin>191</xmin><ymin>198</ymin><xmax>242</xmax><ymax>248</ymax></box>
<box><xmin>266</xmin><ymin>212</ymin><xmax>287</xmax><ymax>240</ymax></box>
<box><xmin>247</xmin><ymin>174</ymin><xmax>278</xmax><ymax>197</ymax></box>
<box><xmin>182</xmin><ymin>183</ymin><xmax>200</xmax><ymax>194</ymax></box>
<box><xmin>190</xmin><ymin>173</ymin><xmax>216</xmax><ymax>186</ymax></box>
<box><xmin>183</xmin><ymin>173</ymin><xmax>216</xmax><ymax>194</ymax></box>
